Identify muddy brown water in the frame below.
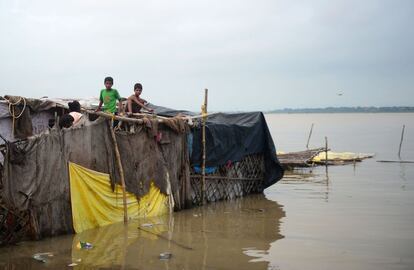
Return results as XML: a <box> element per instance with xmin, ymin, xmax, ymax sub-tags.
<box><xmin>1</xmin><ymin>113</ymin><xmax>414</xmax><ymax>269</ymax></box>
<box><xmin>0</xmin><ymin>195</ymin><xmax>284</xmax><ymax>269</ymax></box>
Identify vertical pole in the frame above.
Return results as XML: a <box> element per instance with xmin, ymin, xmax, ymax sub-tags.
<box><xmin>201</xmin><ymin>89</ymin><xmax>208</xmax><ymax>205</ymax></box>
<box><xmin>306</xmin><ymin>123</ymin><xmax>314</xmax><ymax>149</ymax></box>
<box><xmin>325</xmin><ymin>136</ymin><xmax>328</xmax><ymax>167</ymax></box>
<box><xmin>109</xmin><ymin>119</ymin><xmax>128</xmax><ymax>223</ymax></box>
<box><xmin>54</xmin><ymin>110</ymin><xmax>57</xmax><ymax>128</ymax></box>
<box><xmin>398</xmin><ymin>125</ymin><xmax>405</xmax><ymax>159</ymax></box>
<box><xmin>11</xmin><ymin>105</ymin><xmax>15</xmax><ymax>138</ymax></box>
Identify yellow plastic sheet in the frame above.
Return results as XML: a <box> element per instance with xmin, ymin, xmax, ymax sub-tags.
<box><xmin>69</xmin><ymin>162</ymin><xmax>169</xmax><ymax>233</ymax></box>
<box><xmin>312</xmin><ymin>151</ymin><xmax>374</xmax><ymax>162</ymax></box>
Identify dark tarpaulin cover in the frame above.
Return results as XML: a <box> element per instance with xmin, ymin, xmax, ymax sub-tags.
<box><xmin>148</xmin><ymin>103</ymin><xmax>197</xmax><ymax>117</ymax></box>
<box><xmin>191</xmin><ymin>112</ymin><xmax>284</xmax><ymax>189</ymax></box>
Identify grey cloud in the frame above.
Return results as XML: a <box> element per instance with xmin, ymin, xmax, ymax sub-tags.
<box><xmin>1</xmin><ymin>0</ymin><xmax>413</xmax><ymax>110</ymax></box>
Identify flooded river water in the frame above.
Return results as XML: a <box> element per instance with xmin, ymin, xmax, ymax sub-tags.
<box><xmin>1</xmin><ymin>113</ymin><xmax>414</xmax><ymax>269</ymax></box>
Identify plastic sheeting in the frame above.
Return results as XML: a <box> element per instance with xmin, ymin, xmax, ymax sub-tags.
<box><xmin>69</xmin><ymin>162</ymin><xmax>169</xmax><ymax>233</ymax></box>
<box><xmin>191</xmin><ymin>112</ymin><xmax>284</xmax><ymax>188</ymax></box>
<box><xmin>312</xmin><ymin>151</ymin><xmax>374</xmax><ymax>162</ymax></box>
<box><xmin>149</xmin><ymin>103</ymin><xmax>197</xmax><ymax>117</ymax></box>
<box><xmin>1</xmin><ymin>118</ymin><xmax>183</xmax><ymax>239</ymax></box>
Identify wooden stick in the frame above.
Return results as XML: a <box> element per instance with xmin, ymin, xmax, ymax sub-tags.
<box><xmin>398</xmin><ymin>124</ymin><xmax>405</xmax><ymax>159</ymax></box>
<box><xmin>138</xmin><ymin>227</ymin><xmax>193</xmax><ymax>250</ymax></box>
<box><xmin>54</xmin><ymin>110</ymin><xmax>58</xmax><ymax>128</ymax></box>
<box><xmin>201</xmin><ymin>88</ymin><xmax>208</xmax><ymax>205</ymax></box>
<box><xmin>306</xmin><ymin>123</ymin><xmax>314</xmax><ymax>149</ymax></box>
<box><xmin>11</xmin><ymin>105</ymin><xmax>15</xmax><ymax>138</ymax></box>
<box><xmin>0</xmin><ymin>133</ymin><xmax>8</xmax><ymax>143</ymax></box>
<box><xmin>325</xmin><ymin>136</ymin><xmax>328</xmax><ymax>167</ymax></box>
<box><xmin>85</xmin><ymin>110</ymin><xmax>145</xmax><ymax>123</ymax></box>
<box><xmin>85</xmin><ymin>109</ymin><xmax>197</xmax><ymax>127</ymax></box>
<box><xmin>85</xmin><ymin>110</ymin><xmax>152</xmax><ymax>123</ymax></box>
<box><xmin>377</xmin><ymin>160</ymin><xmax>414</xmax><ymax>163</ymax></box>
<box><xmin>192</xmin><ymin>175</ymin><xmax>262</xmax><ymax>181</ymax></box>
<box><xmin>109</xmin><ymin>119</ymin><xmax>128</xmax><ymax>224</ymax></box>
<box><xmin>190</xmin><ymin>112</ymin><xmax>217</xmax><ymax>119</ymax></box>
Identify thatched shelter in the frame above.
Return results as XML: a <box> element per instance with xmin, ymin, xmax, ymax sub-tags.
<box><xmin>0</xmin><ymin>95</ymin><xmax>283</xmax><ymax>245</ymax></box>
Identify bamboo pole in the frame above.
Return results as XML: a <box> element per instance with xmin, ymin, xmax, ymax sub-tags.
<box><xmin>306</xmin><ymin>123</ymin><xmax>314</xmax><ymax>149</ymax></box>
<box><xmin>190</xmin><ymin>112</ymin><xmax>217</xmax><ymax>119</ymax></box>
<box><xmin>377</xmin><ymin>160</ymin><xmax>414</xmax><ymax>163</ymax></box>
<box><xmin>138</xmin><ymin>227</ymin><xmax>193</xmax><ymax>250</ymax></box>
<box><xmin>398</xmin><ymin>124</ymin><xmax>405</xmax><ymax>159</ymax></box>
<box><xmin>86</xmin><ymin>110</ymin><xmax>146</xmax><ymax>124</ymax></box>
<box><xmin>325</xmin><ymin>136</ymin><xmax>328</xmax><ymax>167</ymax></box>
<box><xmin>109</xmin><ymin>118</ymin><xmax>128</xmax><ymax>223</ymax></box>
<box><xmin>54</xmin><ymin>110</ymin><xmax>58</xmax><ymax>128</ymax></box>
<box><xmin>85</xmin><ymin>109</ymin><xmax>195</xmax><ymax>126</ymax></box>
<box><xmin>201</xmin><ymin>89</ymin><xmax>208</xmax><ymax>205</ymax></box>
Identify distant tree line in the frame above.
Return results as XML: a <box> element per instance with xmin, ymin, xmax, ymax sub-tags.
<box><xmin>267</xmin><ymin>106</ymin><xmax>414</xmax><ymax>113</ymax></box>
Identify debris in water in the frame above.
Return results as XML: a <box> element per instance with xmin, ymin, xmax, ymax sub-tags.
<box><xmin>242</xmin><ymin>208</ymin><xmax>264</xmax><ymax>213</ymax></box>
<box><xmin>32</xmin><ymin>252</ymin><xmax>53</xmax><ymax>263</ymax></box>
<box><xmin>68</xmin><ymin>263</ymin><xmax>78</xmax><ymax>267</ymax></box>
<box><xmin>139</xmin><ymin>222</ymin><xmax>163</xmax><ymax>229</ymax></box>
<box><xmin>159</xmin><ymin>252</ymin><xmax>172</xmax><ymax>260</ymax></box>
<box><xmin>76</xmin><ymin>241</ymin><xmax>93</xmax><ymax>249</ymax></box>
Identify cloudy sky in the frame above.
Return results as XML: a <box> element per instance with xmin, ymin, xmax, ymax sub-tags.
<box><xmin>1</xmin><ymin>0</ymin><xmax>413</xmax><ymax>111</ymax></box>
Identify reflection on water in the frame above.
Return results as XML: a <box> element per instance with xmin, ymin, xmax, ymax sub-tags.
<box><xmin>0</xmin><ymin>194</ymin><xmax>285</xmax><ymax>269</ymax></box>
<box><xmin>265</xmin><ymin>163</ymin><xmax>414</xmax><ymax>270</ymax></box>
<box><xmin>282</xmin><ymin>169</ymin><xmax>330</xmax><ymax>202</ymax></box>
<box><xmin>264</xmin><ymin>112</ymin><xmax>414</xmax><ymax>270</ymax></box>
<box><xmin>399</xmin><ymin>164</ymin><xmax>408</xmax><ymax>190</ymax></box>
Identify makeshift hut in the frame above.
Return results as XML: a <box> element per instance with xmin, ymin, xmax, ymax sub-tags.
<box><xmin>0</xmin><ymin>95</ymin><xmax>284</xmax><ymax>245</ymax></box>
<box><xmin>0</xmin><ymin>96</ymin><xmax>57</xmax><ymax>144</ymax></box>
<box><xmin>189</xmin><ymin>112</ymin><xmax>284</xmax><ymax>202</ymax></box>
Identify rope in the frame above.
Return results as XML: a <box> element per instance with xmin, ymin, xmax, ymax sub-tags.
<box><xmin>7</xmin><ymin>97</ymin><xmax>27</xmax><ymax>138</ymax></box>
<box><xmin>7</xmin><ymin>97</ymin><xmax>27</xmax><ymax>119</ymax></box>
<box><xmin>7</xmin><ymin>97</ymin><xmax>26</xmax><ymax>119</ymax></box>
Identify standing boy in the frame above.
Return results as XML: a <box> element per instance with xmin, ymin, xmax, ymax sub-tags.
<box><xmin>96</xmin><ymin>77</ymin><xmax>123</xmax><ymax>114</ymax></box>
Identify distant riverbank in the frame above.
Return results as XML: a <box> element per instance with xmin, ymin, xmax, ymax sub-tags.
<box><xmin>266</xmin><ymin>106</ymin><xmax>414</xmax><ymax>114</ymax></box>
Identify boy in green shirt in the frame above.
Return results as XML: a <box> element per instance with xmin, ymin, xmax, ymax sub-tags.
<box><xmin>96</xmin><ymin>77</ymin><xmax>123</xmax><ymax>114</ymax></box>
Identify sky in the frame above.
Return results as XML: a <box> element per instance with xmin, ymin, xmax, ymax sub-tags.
<box><xmin>0</xmin><ymin>0</ymin><xmax>413</xmax><ymax>111</ymax></box>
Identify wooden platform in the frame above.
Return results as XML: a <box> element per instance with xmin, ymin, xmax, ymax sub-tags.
<box><xmin>278</xmin><ymin>148</ymin><xmax>375</xmax><ymax>169</ymax></box>
<box><xmin>278</xmin><ymin>148</ymin><xmax>326</xmax><ymax>168</ymax></box>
